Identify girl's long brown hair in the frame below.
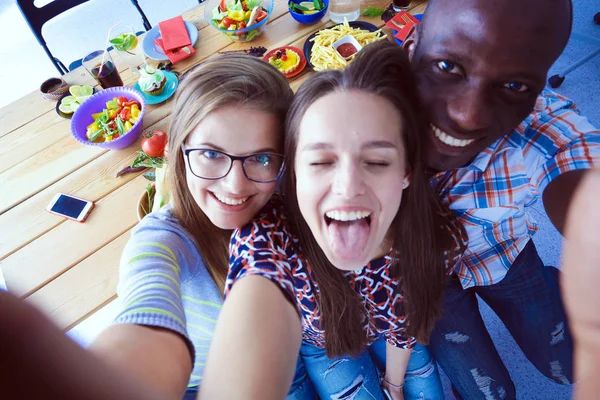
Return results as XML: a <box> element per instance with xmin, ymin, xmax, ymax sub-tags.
<box><xmin>167</xmin><ymin>55</ymin><xmax>293</xmax><ymax>292</ymax></box>
<box><xmin>283</xmin><ymin>40</ymin><xmax>466</xmax><ymax>357</ymax></box>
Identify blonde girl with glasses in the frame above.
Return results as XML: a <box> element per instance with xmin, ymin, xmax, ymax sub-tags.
<box><xmin>87</xmin><ymin>55</ymin><xmax>315</xmax><ymax>399</ymax></box>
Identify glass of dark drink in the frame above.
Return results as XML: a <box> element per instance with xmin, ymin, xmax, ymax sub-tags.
<box><xmin>392</xmin><ymin>0</ymin><xmax>411</xmax><ymax>11</ymax></box>
<box><xmin>82</xmin><ymin>50</ymin><xmax>123</xmax><ymax>89</ymax></box>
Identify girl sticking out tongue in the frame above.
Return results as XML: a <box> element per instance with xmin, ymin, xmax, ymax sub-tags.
<box><xmin>202</xmin><ymin>40</ymin><xmax>467</xmax><ymax>400</ymax></box>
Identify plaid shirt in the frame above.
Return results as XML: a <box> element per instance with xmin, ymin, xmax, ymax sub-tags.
<box><xmin>431</xmin><ymin>90</ymin><xmax>600</xmax><ymax>289</ymax></box>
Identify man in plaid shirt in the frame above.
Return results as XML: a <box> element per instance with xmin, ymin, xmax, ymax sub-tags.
<box><xmin>404</xmin><ymin>0</ymin><xmax>600</xmax><ymax>398</ymax></box>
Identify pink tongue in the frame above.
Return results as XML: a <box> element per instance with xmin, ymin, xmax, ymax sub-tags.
<box><xmin>327</xmin><ymin>219</ymin><xmax>370</xmax><ymax>261</ymax></box>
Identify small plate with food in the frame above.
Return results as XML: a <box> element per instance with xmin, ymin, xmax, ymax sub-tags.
<box><xmin>303</xmin><ymin>20</ymin><xmax>385</xmax><ymax>71</ymax></box>
<box><xmin>134</xmin><ymin>66</ymin><xmax>179</xmax><ymax>105</ymax></box>
<box><xmin>142</xmin><ymin>21</ymin><xmax>199</xmax><ymax>60</ymax></box>
<box><xmin>263</xmin><ymin>46</ymin><xmax>307</xmax><ymax>79</ymax></box>
<box><xmin>56</xmin><ymin>84</ymin><xmax>97</xmax><ymax>119</ymax></box>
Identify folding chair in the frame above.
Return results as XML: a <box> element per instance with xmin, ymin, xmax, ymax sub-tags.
<box><xmin>16</xmin><ymin>0</ymin><xmax>152</xmax><ymax>75</ymax></box>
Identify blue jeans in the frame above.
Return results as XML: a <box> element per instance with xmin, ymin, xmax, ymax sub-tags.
<box><xmin>298</xmin><ymin>340</ymin><xmax>444</xmax><ymax>399</ymax></box>
<box><xmin>182</xmin><ymin>357</ymin><xmax>317</xmax><ymax>400</ymax></box>
<box><xmin>288</xmin><ymin>356</ymin><xmax>319</xmax><ymax>399</ymax></box>
<box><xmin>429</xmin><ymin>240</ymin><xmax>574</xmax><ymax>399</ymax></box>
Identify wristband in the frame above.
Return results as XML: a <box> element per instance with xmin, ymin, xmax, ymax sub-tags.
<box><xmin>383</xmin><ymin>378</ymin><xmax>405</xmax><ymax>389</ymax></box>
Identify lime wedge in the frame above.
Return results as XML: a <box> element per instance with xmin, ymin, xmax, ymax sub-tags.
<box><xmin>61</xmin><ymin>95</ymin><xmax>77</xmax><ymax>105</ymax></box>
<box><xmin>79</xmin><ymin>85</ymin><xmax>93</xmax><ymax>96</ymax></box>
<box><xmin>58</xmin><ymin>103</ymin><xmax>73</xmax><ymax>114</ymax></box>
<box><xmin>299</xmin><ymin>1</ymin><xmax>316</xmax><ymax>9</ymax></box>
<box><xmin>76</xmin><ymin>95</ymin><xmax>92</xmax><ymax>104</ymax></box>
<box><xmin>69</xmin><ymin>85</ymin><xmax>81</xmax><ymax>97</ymax></box>
<box><xmin>144</xmin><ymin>65</ymin><xmax>156</xmax><ymax>74</ymax></box>
<box><xmin>127</xmin><ymin>36</ymin><xmax>139</xmax><ymax>51</ymax></box>
<box><xmin>69</xmin><ymin>102</ymin><xmax>81</xmax><ymax>112</ymax></box>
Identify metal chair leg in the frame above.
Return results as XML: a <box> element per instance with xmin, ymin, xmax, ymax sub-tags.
<box><xmin>129</xmin><ymin>0</ymin><xmax>152</xmax><ymax>31</ymax></box>
<box><xmin>548</xmin><ymin>12</ymin><xmax>600</xmax><ymax>88</ymax></box>
<box><xmin>41</xmin><ymin>41</ymin><xmax>68</xmax><ymax>75</ymax></box>
<box><xmin>549</xmin><ymin>48</ymin><xmax>600</xmax><ymax>88</ymax></box>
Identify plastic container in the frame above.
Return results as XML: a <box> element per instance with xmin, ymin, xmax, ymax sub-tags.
<box><xmin>329</xmin><ymin>0</ymin><xmax>360</xmax><ymax>23</ymax></box>
<box><xmin>70</xmin><ymin>86</ymin><xmax>146</xmax><ymax>150</ymax></box>
<box><xmin>205</xmin><ymin>0</ymin><xmax>274</xmax><ymax>42</ymax></box>
<box><xmin>332</xmin><ymin>35</ymin><xmax>362</xmax><ymax>60</ymax></box>
<box><xmin>288</xmin><ymin>0</ymin><xmax>329</xmax><ymax>24</ymax></box>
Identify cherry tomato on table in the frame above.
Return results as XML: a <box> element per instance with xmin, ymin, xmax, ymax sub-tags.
<box><xmin>141</xmin><ymin>130</ymin><xmax>168</xmax><ymax>158</ymax></box>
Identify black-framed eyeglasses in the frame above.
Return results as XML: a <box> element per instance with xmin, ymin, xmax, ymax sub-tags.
<box><xmin>182</xmin><ymin>146</ymin><xmax>286</xmax><ymax>183</ymax></box>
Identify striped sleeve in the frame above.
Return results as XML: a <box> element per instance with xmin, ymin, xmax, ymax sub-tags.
<box><xmin>113</xmin><ymin>219</ymin><xmax>194</xmax><ymax>361</ymax></box>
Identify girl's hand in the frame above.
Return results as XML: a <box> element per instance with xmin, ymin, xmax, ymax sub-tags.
<box><xmin>382</xmin><ymin>379</ymin><xmax>405</xmax><ymax>400</ymax></box>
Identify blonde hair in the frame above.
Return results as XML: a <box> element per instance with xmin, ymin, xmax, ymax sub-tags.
<box><xmin>168</xmin><ymin>55</ymin><xmax>293</xmax><ymax>292</ymax></box>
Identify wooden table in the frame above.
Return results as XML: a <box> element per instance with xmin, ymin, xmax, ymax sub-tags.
<box><xmin>0</xmin><ymin>0</ymin><xmax>426</xmax><ymax>333</ymax></box>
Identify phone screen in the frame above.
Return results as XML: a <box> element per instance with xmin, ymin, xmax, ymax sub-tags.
<box><xmin>51</xmin><ymin>195</ymin><xmax>89</xmax><ymax>219</ymax></box>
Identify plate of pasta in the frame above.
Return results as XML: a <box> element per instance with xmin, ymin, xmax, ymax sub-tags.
<box><xmin>303</xmin><ymin>20</ymin><xmax>386</xmax><ymax>71</ymax></box>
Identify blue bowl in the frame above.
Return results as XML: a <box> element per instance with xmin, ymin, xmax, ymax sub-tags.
<box><xmin>394</xmin><ymin>13</ymin><xmax>423</xmax><ymax>45</ymax></box>
<box><xmin>288</xmin><ymin>0</ymin><xmax>328</xmax><ymax>24</ymax></box>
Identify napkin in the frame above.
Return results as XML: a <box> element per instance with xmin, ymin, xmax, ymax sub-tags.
<box><xmin>158</xmin><ymin>16</ymin><xmax>191</xmax><ymax>51</ymax></box>
<box><xmin>385</xmin><ymin>11</ymin><xmax>420</xmax><ymax>43</ymax></box>
<box><xmin>154</xmin><ymin>38</ymin><xmax>196</xmax><ymax>64</ymax></box>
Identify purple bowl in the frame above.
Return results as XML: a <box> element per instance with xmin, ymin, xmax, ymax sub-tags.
<box><xmin>70</xmin><ymin>86</ymin><xmax>146</xmax><ymax>150</ymax></box>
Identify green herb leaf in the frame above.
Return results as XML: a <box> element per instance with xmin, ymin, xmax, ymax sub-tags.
<box><xmin>212</xmin><ymin>7</ymin><xmax>228</xmax><ymax>21</ymax></box>
<box><xmin>143</xmin><ymin>170</ymin><xmax>156</xmax><ymax>181</ymax></box>
<box><xmin>362</xmin><ymin>6</ymin><xmax>386</xmax><ymax>17</ymax></box>
<box><xmin>313</xmin><ymin>0</ymin><xmax>321</xmax><ymax>10</ymax></box>
<box><xmin>89</xmin><ymin>129</ymin><xmax>104</xmax><ymax>142</ymax></box>
<box><xmin>131</xmin><ymin>151</ymin><xmax>166</xmax><ymax>169</ymax></box>
<box><xmin>291</xmin><ymin>3</ymin><xmax>309</xmax><ymax>11</ymax></box>
<box><xmin>115</xmin><ymin>117</ymin><xmax>125</xmax><ymax>134</ymax></box>
<box><xmin>147</xmin><ymin>184</ymin><xmax>155</xmax><ymax>214</ymax></box>
<box><xmin>246</xmin><ymin>0</ymin><xmax>262</xmax><ymax>9</ymax></box>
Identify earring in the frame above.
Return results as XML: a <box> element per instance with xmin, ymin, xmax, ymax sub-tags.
<box><xmin>402</xmin><ymin>181</ymin><xmax>409</xmax><ymax>189</ymax></box>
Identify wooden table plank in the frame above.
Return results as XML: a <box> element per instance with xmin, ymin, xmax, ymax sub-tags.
<box><xmin>2</xmin><ymin>174</ymin><xmax>148</xmax><ymax>297</ymax></box>
<box><xmin>26</xmin><ymin>230</ymin><xmax>130</xmax><ymax>331</ymax></box>
<box><xmin>0</xmin><ymin>137</ymin><xmax>106</xmax><ymax>214</ymax></box>
<box><xmin>0</xmin><ymin>116</ymin><xmax>170</xmax><ymax>260</ymax></box>
<box><xmin>0</xmin><ymin>139</ymin><xmax>145</xmax><ymax>259</ymax></box>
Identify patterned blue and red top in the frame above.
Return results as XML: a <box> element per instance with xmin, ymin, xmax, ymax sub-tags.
<box><xmin>226</xmin><ymin>198</ymin><xmax>464</xmax><ymax>350</ymax></box>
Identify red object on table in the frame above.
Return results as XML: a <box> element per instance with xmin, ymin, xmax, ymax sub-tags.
<box><xmin>158</xmin><ymin>16</ymin><xmax>191</xmax><ymax>51</ymax></box>
<box><xmin>154</xmin><ymin>38</ymin><xmax>196</xmax><ymax>64</ymax></box>
<box><xmin>337</xmin><ymin>43</ymin><xmax>358</xmax><ymax>58</ymax></box>
<box><xmin>385</xmin><ymin>11</ymin><xmax>420</xmax><ymax>42</ymax></box>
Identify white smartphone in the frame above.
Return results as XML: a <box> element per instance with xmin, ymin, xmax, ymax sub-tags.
<box><xmin>46</xmin><ymin>193</ymin><xmax>95</xmax><ymax>222</ymax></box>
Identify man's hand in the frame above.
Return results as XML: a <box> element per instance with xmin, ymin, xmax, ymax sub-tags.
<box><xmin>562</xmin><ymin>168</ymin><xmax>600</xmax><ymax>399</ymax></box>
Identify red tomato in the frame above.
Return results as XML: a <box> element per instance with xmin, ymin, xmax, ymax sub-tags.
<box><xmin>219</xmin><ymin>0</ymin><xmax>227</xmax><ymax>12</ymax></box>
<box><xmin>256</xmin><ymin>9</ymin><xmax>268</xmax><ymax>22</ymax></box>
<box><xmin>242</xmin><ymin>2</ymin><xmax>248</xmax><ymax>10</ymax></box>
<box><xmin>141</xmin><ymin>130</ymin><xmax>168</xmax><ymax>158</ymax></box>
<box><xmin>236</xmin><ymin>21</ymin><xmax>247</xmax><ymax>35</ymax></box>
<box><xmin>120</xmin><ymin>108</ymin><xmax>131</xmax><ymax>121</ymax></box>
<box><xmin>222</xmin><ymin>17</ymin><xmax>233</xmax><ymax>28</ymax></box>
